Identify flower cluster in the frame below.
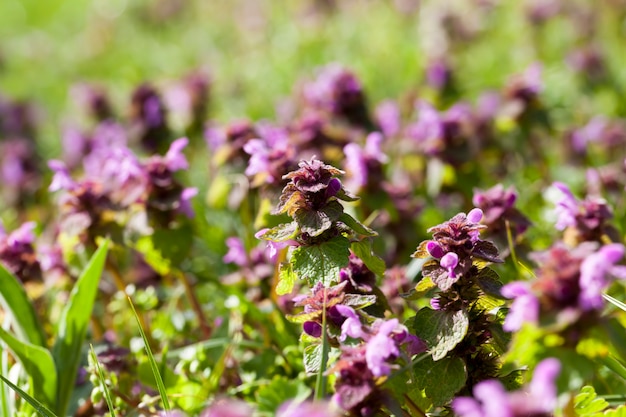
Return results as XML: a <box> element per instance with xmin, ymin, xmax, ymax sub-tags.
<box><xmin>502</xmin><ymin>242</ymin><xmax>626</xmax><ymax>333</ymax></box>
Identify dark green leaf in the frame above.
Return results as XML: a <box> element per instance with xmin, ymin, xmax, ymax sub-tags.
<box><xmin>0</xmin><ymin>264</ymin><xmax>46</xmax><ymax>347</ymax></box>
<box><xmin>52</xmin><ymin>239</ymin><xmax>109</xmax><ymax>417</ymax></box>
<box><xmin>413</xmin><ymin>308</ymin><xmax>469</xmax><ymax>361</ymax></box>
<box><xmin>413</xmin><ymin>356</ymin><xmax>467</xmax><ymax>406</ymax></box>
<box><xmin>135</xmin><ymin>224</ymin><xmax>193</xmax><ymax>275</ymax></box>
<box><xmin>340</xmin><ymin>212</ymin><xmax>377</xmax><ymax>237</ymax></box>
<box><xmin>276</xmin><ymin>262</ymin><xmax>297</xmax><ymax>295</ymax></box>
<box><xmin>350</xmin><ymin>239</ymin><xmax>385</xmax><ymax>276</ymax></box>
<box><xmin>0</xmin><ymin>327</ymin><xmax>57</xmax><ymax>409</ymax></box>
<box><xmin>0</xmin><ymin>374</ymin><xmax>58</xmax><ymax>417</ymax></box>
<box><xmin>475</xmin><ymin>268</ymin><xmax>504</xmax><ymax>299</ymax></box>
<box><xmin>295</xmin><ymin>201</ymin><xmax>344</xmax><ymax>237</ymax></box>
<box><xmin>292</xmin><ymin>235</ymin><xmax>351</xmax><ymax>287</ymax></box>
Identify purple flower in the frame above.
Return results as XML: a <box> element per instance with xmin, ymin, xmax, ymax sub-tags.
<box><xmin>48</xmin><ymin>160</ymin><xmax>75</xmax><ymax>192</ymax></box>
<box><xmin>375</xmin><ymin>100</ymin><xmax>401</xmax><ymax>137</ymax></box>
<box><xmin>426</xmin><ymin>58</ymin><xmax>452</xmax><ymax>90</ymax></box>
<box><xmin>440</xmin><ymin>252</ymin><xmax>459</xmax><ymax>279</ymax></box>
<box><xmin>223</xmin><ymin>237</ymin><xmax>248</xmax><ymax>267</ymax></box>
<box><xmin>579</xmin><ymin>243</ymin><xmax>626</xmax><ymax>310</ymax></box>
<box><xmin>200</xmin><ymin>399</ymin><xmax>253</xmax><ymax>417</ymax></box>
<box><xmin>365</xmin><ymin>319</ymin><xmax>400</xmax><ymax>377</ymax></box>
<box><xmin>164</xmin><ymin>137</ymin><xmax>190</xmax><ymax>172</ymax></box>
<box><xmin>406</xmin><ymin>101</ymin><xmax>444</xmax><ymax>155</ymax></box>
<box><xmin>277</xmin><ymin>400</ymin><xmax>338</xmax><ymax>417</ymax></box>
<box><xmin>343</xmin><ymin>132</ymin><xmax>388</xmax><ymax>191</ymax></box>
<box><xmin>501</xmin><ymin>282</ymin><xmax>539</xmax><ymax>331</ymax></box>
<box><xmin>334</xmin><ymin>305</ymin><xmax>364</xmax><ymax>341</ymax></box>
<box><xmin>453</xmin><ymin>358</ymin><xmax>560</xmax><ymax>417</ymax></box>
<box><xmin>0</xmin><ymin>221</ymin><xmax>42</xmax><ymax>283</ymax></box>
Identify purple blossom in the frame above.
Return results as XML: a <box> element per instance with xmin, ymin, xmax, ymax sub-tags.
<box><xmin>178</xmin><ymin>187</ymin><xmax>198</xmax><ymax>218</ymax></box>
<box><xmin>164</xmin><ymin>137</ymin><xmax>190</xmax><ymax>171</ymax></box>
<box><xmin>375</xmin><ymin>100</ymin><xmax>401</xmax><ymax>137</ymax></box>
<box><xmin>277</xmin><ymin>400</ymin><xmax>338</xmax><ymax>417</ymax></box>
<box><xmin>453</xmin><ymin>358</ymin><xmax>560</xmax><ymax>417</ymax></box>
<box><xmin>426</xmin><ymin>58</ymin><xmax>452</xmax><ymax>90</ymax></box>
<box><xmin>406</xmin><ymin>101</ymin><xmax>444</xmax><ymax>155</ymax></box>
<box><xmin>223</xmin><ymin>237</ymin><xmax>248</xmax><ymax>267</ymax></box>
<box><xmin>365</xmin><ymin>319</ymin><xmax>400</xmax><ymax>377</ymax></box>
<box><xmin>501</xmin><ymin>281</ymin><xmax>540</xmax><ymax>332</ymax></box>
<box><xmin>334</xmin><ymin>304</ymin><xmax>364</xmax><ymax>341</ymax></box>
<box><xmin>570</xmin><ymin>117</ymin><xmax>608</xmax><ymax>153</ymax></box>
<box><xmin>48</xmin><ymin>160</ymin><xmax>75</xmax><ymax>192</ymax></box>
<box><xmin>200</xmin><ymin>399</ymin><xmax>253</xmax><ymax>417</ymax></box>
<box><xmin>440</xmin><ymin>252</ymin><xmax>459</xmax><ymax>278</ymax></box>
<box><xmin>0</xmin><ymin>221</ymin><xmax>42</xmax><ymax>283</ymax></box>
<box><xmin>343</xmin><ymin>132</ymin><xmax>388</xmax><ymax>191</ymax></box>
<box><xmin>579</xmin><ymin>243</ymin><xmax>626</xmax><ymax>310</ymax></box>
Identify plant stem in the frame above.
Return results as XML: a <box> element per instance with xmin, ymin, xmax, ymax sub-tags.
<box><xmin>175</xmin><ymin>270</ymin><xmax>212</xmax><ymax>338</ymax></box>
<box><xmin>314</xmin><ymin>287</ymin><xmax>330</xmax><ymax>400</ymax></box>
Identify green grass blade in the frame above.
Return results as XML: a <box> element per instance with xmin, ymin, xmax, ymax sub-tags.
<box><xmin>0</xmin><ymin>374</ymin><xmax>58</xmax><ymax>417</ymax></box>
<box><xmin>0</xmin><ymin>327</ymin><xmax>57</xmax><ymax>409</ymax></box>
<box><xmin>52</xmin><ymin>239</ymin><xmax>110</xmax><ymax>416</ymax></box>
<box><xmin>604</xmin><ymin>294</ymin><xmax>626</xmax><ymax>312</ymax></box>
<box><xmin>0</xmin><ymin>263</ymin><xmax>46</xmax><ymax>347</ymax></box>
<box><xmin>89</xmin><ymin>345</ymin><xmax>117</xmax><ymax>417</ymax></box>
<box><xmin>127</xmin><ymin>296</ymin><xmax>171</xmax><ymax>412</ymax></box>
<box><xmin>1</xmin><ymin>345</ymin><xmax>12</xmax><ymax>417</ymax></box>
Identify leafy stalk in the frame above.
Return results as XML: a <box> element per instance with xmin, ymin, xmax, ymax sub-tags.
<box><xmin>90</xmin><ymin>345</ymin><xmax>118</xmax><ymax>417</ymax></box>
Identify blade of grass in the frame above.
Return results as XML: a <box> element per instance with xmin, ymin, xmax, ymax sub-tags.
<box><xmin>0</xmin><ymin>327</ymin><xmax>57</xmax><ymax>409</ymax></box>
<box><xmin>127</xmin><ymin>296</ymin><xmax>170</xmax><ymax>412</ymax></box>
<box><xmin>597</xmin><ymin>355</ymin><xmax>626</xmax><ymax>381</ymax></box>
<box><xmin>314</xmin><ymin>287</ymin><xmax>329</xmax><ymax>400</ymax></box>
<box><xmin>52</xmin><ymin>238</ymin><xmax>109</xmax><ymax>416</ymax></box>
<box><xmin>1</xmin><ymin>345</ymin><xmax>11</xmax><ymax>417</ymax></box>
<box><xmin>603</xmin><ymin>293</ymin><xmax>626</xmax><ymax>312</ymax></box>
<box><xmin>0</xmin><ymin>374</ymin><xmax>58</xmax><ymax>417</ymax></box>
<box><xmin>0</xmin><ymin>263</ymin><xmax>46</xmax><ymax>346</ymax></box>
<box><xmin>89</xmin><ymin>345</ymin><xmax>117</xmax><ymax>417</ymax></box>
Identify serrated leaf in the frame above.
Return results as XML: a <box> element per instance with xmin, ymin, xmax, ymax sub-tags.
<box><xmin>304</xmin><ymin>343</ymin><xmax>322</xmax><ymax>375</ymax></box>
<box><xmin>413</xmin><ymin>277</ymin><xmax>437</xmax><ymax>298</ymax></box>
<box><xmin>292</xmin><ymin>236</ymin><xmax>350</xmax><ymax>287</ymax></box>
<box><xmin>0</xmin><ymin>327</ymin><xmax>57</xmax><ymax>410</ymax></box>
<box><xmin>295</xmin><ymin>200</ymin><xmax>343</xmax><ymax>237</ymax></box>
<box><xmin>277</xmin><ymin>262</ymin><xmax>297</xmax><ymax>295</ymax></box>
<box><xmin>574</xmin><ymin>386</ymin><xmax>609</xmax><ymax>416</ymax></box>
<box><xmin>53</xmin><ymin>239</ymin><xmax>109</xmax><ymax>416</ymax></box>
<box><xmin>259</xmin><ymin>222</ymin><xmax>298</xmax><ymax>242</ymax></box>
<box><xmin>412</xmin><ymin>241</ymin><xmax>430</xmax><ymax>259</ymax></box>
<box><xmin>350</xmin><ymin>239</ymin><xmax>385</xmax><ymax>276</ymax></box>
<box><xmin>475</xmin><ymin>268</ymin><xmax>504</xmax><ymax>299</ymax></box>
<box><xmin>413</xmin><ymin>356</ymin><xmax>467</xmax><ymax>406</ymax></box>
<box><xmin>343</xmin><ymin>294</ymin><xmax>377</xmax><ymax>308</ymax></box>
<box><xmin>413</xmin><ymin>308</ymin><xmax>469</xmax><ymax>361</ymax></box>
<box><xmin>340</xmin><ymin>213</ymin><xmax>377</xmax><ymax>237</ymax></box>
<box><xmin>0</xmin><ymin>264</ymin><xmax>46</xmax><ymax>347</ymax></box>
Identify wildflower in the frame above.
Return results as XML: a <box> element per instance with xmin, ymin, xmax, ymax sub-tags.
<box><xmin>0</xmin><ymin>221</ymin><xmax>42</xmax><ymax>283</ymax></box>
<box><xmin>302</xmin><ymin>64</ymin><xmax>373</xmax><ymax>128</ymax></box>
<box><xmin>552</xmin><ymin>182</ymin><xmax>615</xmax><ymax>243</ymax></box>
<box><xmin>242</xmin><ymin>123</ymin><xmax>296</xmax><ymax>186</ymax></box>
<box><xmin>277</xmin><ymin>400</ymin><xmax>339</xmax><ymax>417</ymax></box>
<box><xmin>374</xmin><ymin>100</ymin><xmax>401</xmax><ymax>137</ymax></box>
<box><xmin>199</xmin><ymin>398</ymin><xmax>253</xmax><ymax>417</ymax></box>
<box><xmin>472</xmin><ymin>184</ymin><xmax>531</xmax><ymax>244</ymax></box>
<box><xmin>343</xmin><ymin>132</ymin><xmax>388</xmax><ymax>191</ymax></box>
<box><xmin>129</xmin><ymin>83</ymin><xmax>170</xmax><ymax>153</ymax></box>
<box><xmin>452</xmin><ymin>358</ymin><xmax>560</xmax><ymax>417</ymax></box>
<box><xmin>501</xmin><ymin>242</ymin><xmax>626</xmax><ymax>332</ymax></box>
<box><xmin>414</xmin><ymin>208</ymin><xmax>502</xmax><ymax>291</ymax></box>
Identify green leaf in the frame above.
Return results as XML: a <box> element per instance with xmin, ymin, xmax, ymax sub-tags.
<box><xmin>351</xmin><ymin>239</ymin><xmax>385</xmax><ymax>276</ymax></box>
<box><xmin>292</xmin><ymin>235</ymin><xmax>351</xmax><ymax>287</ymax></box>
<box><xmin>295</xmin><ymin>201</ymin><xmax>344</xmax><ymax>237</ymax></box>
<box><xmin>412</xmin><ymin>277</ymin><xmax>437</xmax><ymax>298</ymax></box>
<box><xmin>128</xmin><ymin>297</ymin><xmax>171</xmax><ymax>412</ymax></box>
<box><xmin>574</xmin><ymin>386</ymin><xmax>609</xmax><ymax>416</ymax></box>
<box><xmin>413</xmin><ymin>308</ymin><xmax>469</xmax><ymax>361</ymax></box>
<box><xmin>0</xmin><ymin>327</ymin><xmax>57</xmax><ymax>409</ymax></box>
<box><xmin>340</xmin><ymin>212</ymin><xmax>378</xmax><ymax>237</ymax></box>
<box><xmin>0</xmin><ymin>374</ymin><xmax>58</xmax><ymax>417</ymax></box>
<box><xmin>303</xmin><ymin>342</ymin><xmax>322</xmax><ymax>375</ymax></box>
<box><xmin>343</xmin><ymin>294</ymin><xmax>377</xmax><ymax>308</ymax></box>
<box><xmin>0</xmin><ymin>264</ymin><xmax>46</xmax><ymax>347</ymax></box>
<box><xmin>52</xmin><ymin>239</ymin><xmax>109</xmax><ymax>417</ymax></box>
<box><xmin>474</xmin><ymin>268</ymin><xmax>504</xmax><ymax>299</ymax></box>
<box><xmin>413</xmin><ymin>356</ymin><xmax>467</xmax><ymax>406</ymax></box>
<box><xmin>277</xmin><ymin>262</ymin><xmax>297</xmax><ymax>295</ymax></box>
<box><xmin>135</xmin><ymin>224</ymin><xmax>193</xmax><ymax>275</ymax></box>
<box><xmin>256</xmin><ymin>376</ymin><xmax>312</xmax><ymax>414</ymax></box>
